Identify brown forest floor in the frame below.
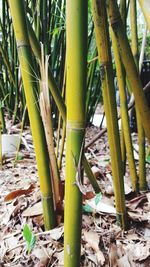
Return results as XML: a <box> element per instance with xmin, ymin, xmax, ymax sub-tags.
<box><xmin>0</xmin><ymin>124</ymin><xmax>150</xmax><ymax>267</ymax></box>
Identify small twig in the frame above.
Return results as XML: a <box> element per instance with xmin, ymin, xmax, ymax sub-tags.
<box><xmin>50</xmin><ymin>258</ymin><xmax>58</xmax><ymax>267</ymax></box>
<box><xmin>2</xmin><ymin>230</ymin><xmax>21</xmax><ymax>240</ymax></box>
<box><xmin>7</xmin><ymin>240</ymin><xmax>26</xmax><ymax>253</ymax></box>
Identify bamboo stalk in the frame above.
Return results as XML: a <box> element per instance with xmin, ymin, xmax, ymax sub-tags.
<box><xmin>58</xmin><ymin>122</ymin><xmax>66</xmax><ymax>170</ymax></box>
<box><xmin>64</xmin><ymin>1</ymin><xmax>87</xmax><ymax>266</ymax></box>
<box><xmin>139</xmin><ymin>26</ymin><xmax>147</xmax><ymax>73</ymax></box>
<box><xmin>138</xmin><ymin>0</ymin><xmax>150</xmax><ymax>31</ymax></box>
<box><xmin>83</xmin><ymin>158</ymin><xmax>101</xmax><ymax>194</ymax></box>
<box><xmin>130</xmin><ymin>0</ymin><xmax>146</xmax><ymax>191</ymax></box>
<box><xmin>107</xmin><ymin>0</ymin><xmax>150</xmax><ymax>143</ymax></box>
<box><xmin>9</xmin><ymin>0</ymin><xmax>56</xmax><ymax>229</ymax></box>
<box><xmin>27</xmin><ymin>19</ymin><xmax>66</xmax><ymax>121</ymax></box>
<box><xmin>27</xmin><ymin>18</ymin><xmax>101</xmax><ymax>194</ymax></box>
<box><xmin>0</xmin><ymin>109</ymin><xmax>2</xmax><ymax>168</ymax></box>
<box><xmin>85</xmin><ymin>81</ymin><xmax>150</xmax><ymax>150</ymax></box>
<box><xmin>111</xmin><ymin>28</ymin><xmax>138</xmax><ymax>192</ymax></box>
<box><xmin>92</xmin><ymin>0</ymin><xmax>126</xmax><ymax>228</ymax></box>
<box><xmin>119</xmin><ymin>0</ymin><xmax>127</xmax><ymax>175</ymax></box>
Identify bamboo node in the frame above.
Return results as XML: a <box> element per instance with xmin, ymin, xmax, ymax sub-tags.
<box><xmin>17</xmin><ymin>41</ymin><xmax>30</xmax><ymax>49</ymax></box>
<box><xmin>41</xmin><ymin>196</ymin><xmax>53</xmax><ymax>200</ymax></box>
<box><xmin>107</xmin><ymin>6</ymin><xmax>121</xmax><ymax>29</ymax></box>
<box><xmin>67</xmin><ymin>121</ymin><xmax>85</xmax><ymax>131</ymax></box>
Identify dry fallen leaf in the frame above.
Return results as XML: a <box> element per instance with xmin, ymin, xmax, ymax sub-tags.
<box><xmin>22</xmin><ymin>202</ymin><xmax>43</xmax><ymax>217</ymax></box>
<box><xmin>53</xmin><ymin>250</ymin><xmax>64</xmax><ymax>265</ymax></box>
<box><xmin>128</xmin><ymin>211</ymin><xmax>149</xmax><ymax>222</ymax></box>
<box><xmin>117</xmin><ymin>254</ymin><xmax>131</xmax><ymax>267</ymax></box>
<box><xmin>132</xmin><ymin>242</ymin><xmax>150</xmax><ymax>262</ymax></box>
<box><xmin>83</xmin><ymin>191</ymin><xmax>95</xmax><ymax>201</ymax></box>
<box><xmin>85</xmin><ymin>196</ymin><xmax>116</xmax><ymax>215</ymax></box>
<box><xmin>146</xmin><ymin>192</ymin><xmax>150</xmax><ymax>206</ymax></box>
<box><xmin>84</xmin><ymin>230</ymin><xmax>105</xmax><ymax>265</ymax></box>
<box><xmin>124</xmin><ymin>183</ymin><xmax>132</xmax><ymax>195</ymax></box>
<box><xmin>109</xmin><ymin>241</ymin><xmax>118</xmax><ymax>267</ymax></box>
<box><xmin>48</xmin><ymin>226</ymin><xmax>64</xmax><ymax>241</ymax></box>
<box><xmin>127</xmin><ymin>194</ymin><xmax>147</xmax><ymax>210</ymax></box>
<box><xmin>4</xmin><ymin>184</ymin><xmax>35</xmax><ymax>202</ymax></box>
<box><xmin>32</xmin><ymin>248</ymin><xmax>50</xmax><ymax>265</ymax></box>
<box><xmin>32</xmin><ymin>215</ymin><xmax>44</xmax><ymax>227</ymax></box>
<box><xmin>91</xmin><ymin>166</ymin><xmax>101</xmax><ymax>178</ymax></box>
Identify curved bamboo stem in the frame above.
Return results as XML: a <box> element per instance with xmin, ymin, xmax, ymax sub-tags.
<box><xmin>9</xmin><ymin>0</ymin><xmax>56</xmax><ymax>229</ymax></box>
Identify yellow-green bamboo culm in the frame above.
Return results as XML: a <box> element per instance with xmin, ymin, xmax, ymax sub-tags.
<box><xmin>58</xmin><ymin>122</ymin><xmax>66</xmax><ymax>170</ymax></box>
<box><xmin>107</xmin><ymin>0</ymin><xmax>150</xmax><ymax>143</ymax></box>
<box><xmin>138</xmin><ymin>0</ymin><xmax>150</xmax><ymax>31</ymax></box>
<box><xmin>27</xmin><ymin>17</ymin><xmax>101</xmax><ymax>194</ymax></box>
<box><xmin>119</xmin><ymin>0</ymin><xmax>127</xmax><ymax>175</ymax></box>
<box><xmin>0</xmin><ymin>115</ymin><xmax>2</xmax><ymax>168</ymax></box>
<box><xmin>92</xmin><ymin>0</ymin><xmax>126</xmax><ymax>228</ymax></box>
<box><xmin>120</xmin><ymin>0</ymin><xmax>127</xmax><ymax>27</ymax></box>
<box><xmin>64</xmin><ymin>1</ymin><xmax>87</xmax><ymax>266</ymax></box>
<box><xmin>9</xmin><ymin>0</ymin><xmax>56</xmax><ymax>229</ymax></box>
<box><xmin>130</xmin><ymin>0</ymin><xmax>146</xmax><ymax>191</ymax></box>
<box><xmin>111</xmin><ymin>28</ymin><xmax>138</xmax><ymax>192</ymax></box>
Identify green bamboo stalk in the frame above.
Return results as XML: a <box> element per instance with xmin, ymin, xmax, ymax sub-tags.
<box><xmin>27</xmin><ymin>19</ymin><xmax>66</xmax><ymax>121</ymax></box>
<box><xmin>119</xmin><ymin>0</ymin><xmax>127</xmax><ymax>174</ymax></box>
<box><xmin>14</xmin><ymin>106</ymin><xmax>27</xmax><ymax>166</ymax></box>
<box><xmin>83</xmin><ymin>158</ymin><xmax>101</xmax><ymax>194</ymax></box>
<box><xmin>92</xmin><ymin>0</ymin><xmax>126</xmax><ymax>228</ymax></box>
<box><xmin>9</xmin><ymin>0</ymin><xmax>56</xmax><ymax>230</ymax></box>
<box><xmin>130</xmin><ymin>0</ymin><xmax>146</xmax><ymax>191</ymax></box>
<box><xmin>0</xmin><ymin>80</ymin><xmax>10</xmax><ymax>116</ymax></box>
<box><xmin>0</xmin><ymin>43</ymin><xmax>16</xmax><ymax>86</ymax></box>
<box><xmin>138</xmin><ymin>0</ymin><xmax>150</xmax><ymax>31</ymax></box>
<box><xmin>0</xmin><ymin>105</ymin><xmax>6</xmax><ymax>134</ymax></box>
<box><xmin>107</xmin><ymin>0</ymin><xmax>150</xmax><ymax>143</ymax></box>
<box><xmin>120</xmin><ymin>124</ymin><xmax>126</xmax><ymax>175</ymax></box>
<box><xmin>111</xmin><ymin>28</ymin><xmax>138</xmax><ymax>192</ymax></box>
<box><xmin>27</xmin><ymin>18</ymin><xmax>100</xmax><ymax>194</ymax></box>
<box><xmin>64</xmin><ymin>1</ymin><xmax>87</xmax><ymax>266</ymax></box>
<box><xmin>56</xmin><ymin>60</ymin><xmax>66</xmax><ymax>159</ymax></box>
<box><xmin>120</xmin><ymin>0</ymin><xmax>127</xmax><ymax>27</ymax></box>
<box><xmin>0</xmin><ymin>119</ymin><xmax>2</xmax><ymax>169</ymax></box>
<box><xmin>58</xmin><ymin>121</ymin><xmax>66</xmax><ymax>170</ymax></box>
<box><xmin>56</xmin><ymin>115</ymin><xmax>63</xmax><ymax>158</ymax></box>
<box><xmin>130</xmin><ymin>0</ymin><xmax>139</xmax><ymax>65</ymax></box>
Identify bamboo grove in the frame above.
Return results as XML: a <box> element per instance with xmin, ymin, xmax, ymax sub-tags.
<box><xmin>0</xmin><ymin>0</ymin><xmax>150</xmax><ymax>266</ymax></box>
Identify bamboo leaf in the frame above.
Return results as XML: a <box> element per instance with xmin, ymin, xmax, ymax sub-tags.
<box><xmin>23</xmin><ymin>224</ymin><xmax>36</xmax><ymax>253</ymax></box>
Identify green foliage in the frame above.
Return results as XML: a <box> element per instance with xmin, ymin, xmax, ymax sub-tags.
<box><xmin>83</xmin><ymin>204</ymin><xmax>93</xmax><ymax>213</ymax></box>
<box><xmin>23</xmin><ymin>224</ymin><xmax>36</xmax><ymax>253</ymax></box>
<box><xmin>83</xmin><ymin>192</ymin><xmax>102</xmax><ymax>213</ymax></box>
<box><xmin>16</xmin><ymin>152</ymin><xmax>24</xmax><ymax>161</ymax></box>
<box><xmin>95</xmin><ymin>192</ymin><xmax>102</xmax><ymax>206</ymax></box>
<box><xmin>146</xmin><ymin>147</ymin><xmax>150</xmax><ymax>163</ymax></box>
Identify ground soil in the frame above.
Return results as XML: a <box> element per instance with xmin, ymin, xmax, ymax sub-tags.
<box><xmin>0</xmin><ymin>124</ymin><xmax>150</xmax><ymax>266</ymax></box>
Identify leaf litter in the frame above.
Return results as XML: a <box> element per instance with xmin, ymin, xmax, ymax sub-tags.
<box><xmin>0</xmin><ymin>124</ymin><xmax>150</xmax><ymax>266</ymax></box>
